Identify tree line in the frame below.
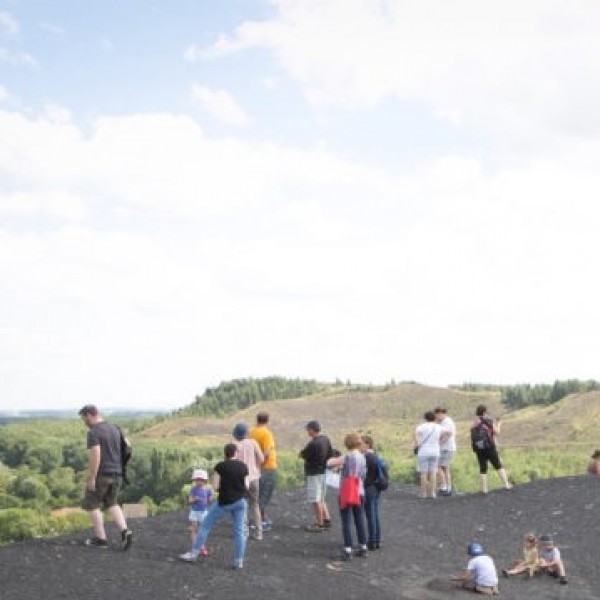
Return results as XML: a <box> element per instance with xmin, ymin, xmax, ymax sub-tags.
<box><xmin>451</xmin><ymin>379</ymin><xmax>600</xmax><ymax>409</ymax></box>
<box><xmin>177</xmin><ymin>376</ymin><xmax>326</xmax><ymax>417</ymax></box>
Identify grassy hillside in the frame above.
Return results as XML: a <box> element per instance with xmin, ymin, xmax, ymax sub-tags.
<box><xmin>140</xmin><ymin>382</ymin><xmax>600</xmax><ymax>451</ymax></box>
<box><xmin>137</xmin><ymin>382</ymin><xmax>597</xmax><ymax>493</ymax></box>
<box><xmin>139</xmin><ymin>382</ymin><xmax>505</xmax><ymax>451</ymax></box>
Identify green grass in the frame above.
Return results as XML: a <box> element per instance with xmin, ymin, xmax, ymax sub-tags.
<box><xmin>374</xmin><ymin>446</ymin><xmax>589</xmax><ymax>494</ymax></box>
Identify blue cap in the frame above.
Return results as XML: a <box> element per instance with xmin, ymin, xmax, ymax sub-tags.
<box><xmin>305</xmin><ymin>420</ymin><xmax>321</xmax><ymax>431</ymax></box>
<box><xmin>467</xmin><ymin>542</ymin><xmax>483</xmax><ymax>556</ymax></box>
<box><xmin>232</xmin><ymin>422</ymin><xmax>248</xmax><ymax>440</ymax></box>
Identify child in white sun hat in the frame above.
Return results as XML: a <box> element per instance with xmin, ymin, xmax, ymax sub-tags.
<box><xmin>188</xmin><ymin>468</ymin><xmax>213</xmax><ymax>555</ymax></box>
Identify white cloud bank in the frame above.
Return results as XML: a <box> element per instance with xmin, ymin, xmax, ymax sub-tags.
<box><xmin>2</xmin><ymin>1</ymin><xmax>600</xmax><ymax>409</ymax></box>
<box><xmin>1</xmin><ymin>105</ymin><xmax>599</xmax><ymax>410</ymax></box>
<box><xmin>204</xmin><ymin>0</ymin><xmax>600</xmax><ymax>150</ymax></box>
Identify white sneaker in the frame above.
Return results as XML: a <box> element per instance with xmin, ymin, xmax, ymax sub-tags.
<box><xmin>179</xmin><ymin>551</ymin><xmax>199</xmax><ymax>562</ymax></box>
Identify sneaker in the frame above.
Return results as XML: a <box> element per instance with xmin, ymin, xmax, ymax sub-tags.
<box><xmin>178</xmin><ymin>551</ymin><xmax>199</xmax><ymax>562</ymax></box>
<box><xmin>305</xmin><ymin>523</ymin><xmax>324</xmax><ymax>532</ymax></box>
<box><xmin>261</xmin><ymin>520</ymin><xmax>272</xmax><ymax>531</ymax></box>
<box><xmin>559</xmin><ymin>576</ymin><xmax>568</xmax><ymax>585</ymax></box>
<box><xmin>232</xmin><ymin>560</ymin><xmax>243</xmax><ymax>570</ymax></box>
<box><xmin>121</xmin><ymin>529</ymin><xmax>133</xmax><ymax>551</ymax></box>
<box><xmin>199</xmin><ymin>546</ymin><xmax>208</xmax><ymax>557</ymax></box>
<box><xmin>322</xmin><ymin>519</ymin><xmax>332</xmax><ymax>529</ymax></box>
<box><xmin>356</xmin><ymin>547</ymin><xmax>368</xmax><ymax>558</ymax></box>
<box><xmin>341</xmin><ymin>549</ymin><xmax>352</xmax><ymax>561</ymax></box>
<box><xmin>84</xmin><ymin>537</ymin><xmax>108</xmax><ymax>548</ymax></box>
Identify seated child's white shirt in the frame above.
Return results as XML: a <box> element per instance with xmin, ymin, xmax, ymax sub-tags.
<box><xmin>540</xmin><ymin>547</ymin><xmax>560</xmax><ymax>562</ymax></box>
<box><xmin>467</xmin><ymin>555</ymin><xmax>498</xmax><ymax>587</ymax></box>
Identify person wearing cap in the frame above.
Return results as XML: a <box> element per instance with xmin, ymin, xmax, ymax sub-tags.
<box><xmin>249</xmin><ymin>412</ymin><xmax>277</xmax><ymax>530</ymax></box>
<box><xmin>179</xmin><ymin>443</ymin><xmax>249</xmax><ymax>569</ymax></box>
<box><xmin>232</xmin><ymin>422</ymin><xmax>264</xmax><ymax>540</ymax></box>
<box><xmin>299</xmin><ymin>420</ymin><xmax>333</xmax><ymax>532</ymax></box>
<box><xmin>187</xmin><ymin>468</ymin><xmax>213</xmax><ymax>551</ymax></box>
<box><xmin>78</xmin><ymin>404</ymin><xmax>133</xmax><ymax>551</ymax></box>
<box><xmin>538</xmin><ymin>534</ymin><xmax>568</xmax><ymax>584</ymax></box>
<box><xmin>588</xmin><ymin>449</ymin><xmax>600</xmax><ymax>475</ymax></box>
<box><xmin>451</xmin><ymin>541</ymin><xmax>499</xmax><ymax>595</ymax></box>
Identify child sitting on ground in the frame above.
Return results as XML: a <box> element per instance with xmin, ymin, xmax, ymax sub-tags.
<box><xmin>451</xmin><ymin>541</ymin><xmax>499</xmax><ymax>595</ymax></box>
<box><xmin>502</xmin><ymin>532</ymin><xmax>540</xmax><ymax>578</ymax></box>
<box><xmin>538</xmin><ymin>534</ymin><xmax>568</xmax><ymax>585</ymax></box>
<box><xmin>188</xmin><ymin>468</ymin><xmax>212</xmax><ymax>555</ymax></box>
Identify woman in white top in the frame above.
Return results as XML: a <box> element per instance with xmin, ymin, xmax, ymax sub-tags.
<box><xmin>413</xmin><ymin>411</ymin><xmax>442</xmax><ymax>499</ymax></box>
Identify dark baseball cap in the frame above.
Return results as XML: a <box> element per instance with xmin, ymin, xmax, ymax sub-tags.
<box><xmin>78</xmin><ymin>404</ymin><xmax>98</xmax><ymax>416</ymax></box>
<box><xmin>305</xmin><ymin>420</ymin><xmax>321</xmax><ymax>431</ymax></box>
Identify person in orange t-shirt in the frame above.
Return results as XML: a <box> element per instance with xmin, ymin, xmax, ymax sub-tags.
<box><xmin>249</xmin><ymin>412</ymin><xmax>277</xmax><ymax>530</ymax></box>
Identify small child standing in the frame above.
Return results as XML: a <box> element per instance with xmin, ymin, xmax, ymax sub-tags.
<box><xmin>502</xmin><ymin>532</ymin><xmax>540</xmax><ymax>578</ymax></box>
<box><xmin>188</xmin><ymin>468</ymin><xmax>212</xmax><ymax>555</ymax></box>
<box><xmin>538</xmin><ymin>534</ymin><xmax>568</xmax><ymax>585</ymax></box>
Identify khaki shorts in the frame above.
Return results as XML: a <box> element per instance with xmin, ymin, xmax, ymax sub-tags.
<box><xmin>306</xmin><ymin>474</ymin><xmax>327</xmax><ymax>503</ymax></box>
<box><xmin>81</xmin><ymin>474</ymin><xmax>122</xmax><ymax>511</ymax></box>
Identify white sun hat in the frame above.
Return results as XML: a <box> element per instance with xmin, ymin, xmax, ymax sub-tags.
<box><xmin>190</xmin><ymin>468</ymin><xmax>208</xmax><ymax>481</ymax></box>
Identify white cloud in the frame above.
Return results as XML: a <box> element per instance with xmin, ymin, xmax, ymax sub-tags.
<box><xmin>39</xmin><ymin>22</ymin><xmax>65</xmax><ymax>37</ymax></box>
<box><xmin>190</xmin><ymin>83</ymin><xmax>251</xmax><ymax>126</ymax></box>
<box><xmin>201</xmin><ymin>0</ymin><xmax>600</xmax><ymax>150</ymax></box>
<box><xmin>1</xmin><ymin>107</ymin><xmax>600</xmax><ymax>409</ymax></box>
<box><xmin>0</xmin><ymin>47</ymin><xmax>37</xmax><ymax>68</ymax></box>
<box><xmin>0</xmin><ymin>85</ymin><xmax>8</xmax><ymax>102</ymax></box>
<box><xmin>0</xmin><ymin>10</ymin><xmax>18</xmax><ymax>35</ymax></box>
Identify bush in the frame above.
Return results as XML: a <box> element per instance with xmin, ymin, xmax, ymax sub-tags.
<box><xmin>0</xmin><ymin>493</ymin><xmax>22</xmax><ymax>509</ymax></box>
<box><xmin>0</xmin><ymin>508</ymin><xmax>51</xmax><ymax>542</ymax></box>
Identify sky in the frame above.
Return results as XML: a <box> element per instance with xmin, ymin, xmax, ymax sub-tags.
<box><xmin>1</xmin><ymin>0</ymin><xmax>600</xmax><ymax>412</ymax></box>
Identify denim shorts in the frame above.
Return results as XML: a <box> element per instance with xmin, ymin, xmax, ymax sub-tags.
<box><xmin>189</xmin><ymin>509</ymin><xmax>208</xmax><ymax>523</ymax></box>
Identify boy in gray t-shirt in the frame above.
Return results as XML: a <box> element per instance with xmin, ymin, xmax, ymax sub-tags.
<box><xmin>538</xmin><ymin>535</ymin><xmax>568</xmax><ymax>584</ymax></box>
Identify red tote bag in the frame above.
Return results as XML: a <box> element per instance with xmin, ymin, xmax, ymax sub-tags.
<box><xmin>339</xmin><ymin>475</ymin><xmax>360</xmax><ymax>509</ymax></box>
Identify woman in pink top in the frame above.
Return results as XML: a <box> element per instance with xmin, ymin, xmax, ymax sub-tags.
<box><xmin>232</xmin><ymin>423</ymin><xmax>264</xmax><ymax>540</ymax></box>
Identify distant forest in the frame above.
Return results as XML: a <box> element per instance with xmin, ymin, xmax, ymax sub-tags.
<box><xmin>180</xmin><ymin>377</ymin><xmax>600</xmax><ymax>417</ymax></box>
<box><xmin>177</xmin><ymin>376</ymin><xmax>328</xmax><ymax>417</ymax></box>
<box><xmin>452</xmin><ymin>379</ymin><xmax>600</xmax><ymax>409</ymax></box>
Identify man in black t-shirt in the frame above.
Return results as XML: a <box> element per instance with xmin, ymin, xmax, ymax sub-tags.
<box><xmin>179</xmin><ymin>443</ymin><xmax>249</xmax><ymax>569</ymax></box>
<box><xmin>79</xmin><ymin>404</ymin><xmax>133</xmax><ymax>550</ymax></box>
<box><xmin>299</xmin><ymin>420</ymin><xmax>333</xmax><ymax>531</ymax></box>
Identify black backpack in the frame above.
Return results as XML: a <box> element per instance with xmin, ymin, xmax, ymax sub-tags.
<box><xmin>117</xmin><ymin>427</ymin><xmax>132</xmax><ymax>484</ymax></box>
<box><xmin>470</xmin><ymin>419</ymin><xmax>493</xmax><ymax>452</ymax></box>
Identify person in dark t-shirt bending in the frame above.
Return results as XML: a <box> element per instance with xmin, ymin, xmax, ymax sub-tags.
<box><xmin>179</xmin><ymin>443</ymin><xmax>249</xmax><ymax>569</ymax></box>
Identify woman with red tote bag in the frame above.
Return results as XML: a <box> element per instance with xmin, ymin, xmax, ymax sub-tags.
<box><xmin>327</xmin><ymin>433</ymin><xmax>367</xmax><ymax>561</ymax></box>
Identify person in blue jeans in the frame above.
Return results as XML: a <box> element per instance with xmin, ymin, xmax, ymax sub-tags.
<box><xmin>179</xmin><ymin>443</ymin><xmax>249</xmax><ymax>569</ymax></box>
<box><xmin>360</xmin><ymin>434</ymin><xmax>382</xmax><ymax>550</ymax></box>
<box><xmin>327</xmin><ymin>432</ymin><xmax>368</xmax><ymax>561</ymax></box>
